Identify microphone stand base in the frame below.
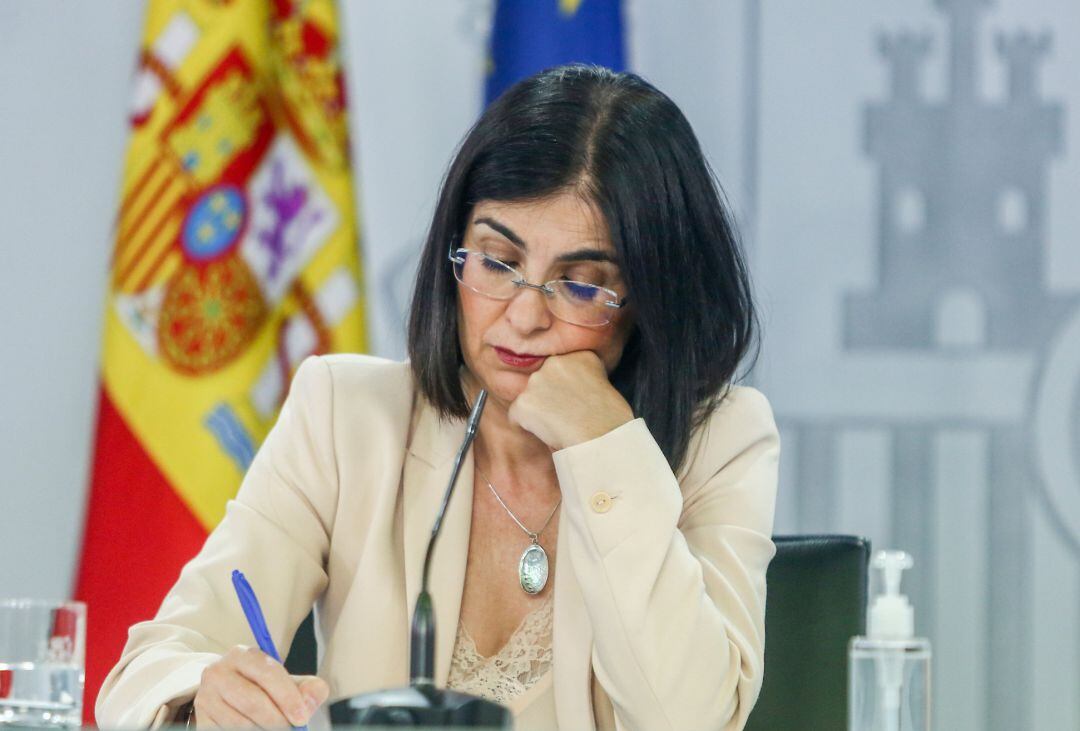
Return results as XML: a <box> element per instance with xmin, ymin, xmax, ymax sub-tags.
<box><xmin>329</xmin><ymin>683</ymin><xmax>512</xmax><ymax>729</ymax></box>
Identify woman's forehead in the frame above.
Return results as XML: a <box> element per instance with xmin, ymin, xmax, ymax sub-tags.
<box><xmin>468</xmin><ymin>194</ymin><xmax>612</xmax><ymax>253</ymax></box>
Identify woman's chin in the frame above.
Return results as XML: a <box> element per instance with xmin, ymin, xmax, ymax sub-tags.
<box><xmin>477</xmin><ymin>369</ymin><xmax>528</xmax><ymax>406</ymax></box>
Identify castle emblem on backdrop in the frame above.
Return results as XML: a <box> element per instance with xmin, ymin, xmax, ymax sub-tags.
<box><xmin>107</xmin><ymin>0</ymin><xmax>363</xmax><ymax>482</ymax></box>
<box><xmin>842</xmin><ymin>0</ymin><xmax>1077</xmax><ymax>541</ymax></box>
<box><xmin>768</xmin><ymin>2</ymin><xmax>1075</xmax><ymax>724</ymax></box>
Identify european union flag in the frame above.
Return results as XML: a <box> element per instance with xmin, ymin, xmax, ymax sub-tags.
<box><xmin>485</xmin><ymin>0</ymin><xmax>625</xmax><ymax>105</ymax></box>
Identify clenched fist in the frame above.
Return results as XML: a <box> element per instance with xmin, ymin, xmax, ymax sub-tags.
<box><xmin>507</xmin><ymin>350</ymin><xmax>635</xmax><ymax>451</ymax></box>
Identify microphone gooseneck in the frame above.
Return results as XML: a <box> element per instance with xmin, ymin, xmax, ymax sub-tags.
<box><xmin>409</xmin><ymin>389</ymin><xmax>488</xmax><ymax>686</ymax></box>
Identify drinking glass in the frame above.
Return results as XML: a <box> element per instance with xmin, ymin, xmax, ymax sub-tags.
<box><xmin>0</xmin><ymin>600</ymin><xmax>86</xmax><ymax>728</ymax></box>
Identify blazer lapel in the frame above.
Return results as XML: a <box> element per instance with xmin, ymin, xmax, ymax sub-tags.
<box><xmin>402</xmin><ymin>401</ymin><xmax>474</xmax><ymax>687</ymax></box>
<box><xmin>553</xmin><ymin>518</ymin><xmax>597</xmax><ymax>730</ymax></box>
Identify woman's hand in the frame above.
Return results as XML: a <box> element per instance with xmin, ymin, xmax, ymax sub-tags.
<box><xmin>507</xmin><ymin>350</ymin><xmax>635</xmax><ymax>451</ymax></box>
<box><xmin>193</xmin><ymin>646</ymin><xmax>328</xmax><ymax>729</ymax></box>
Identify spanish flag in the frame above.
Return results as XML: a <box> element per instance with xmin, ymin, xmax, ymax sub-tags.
<box><xmin>74</xmin><ymin>0</ymin><xmax>365</xmax><ymax>720</ymax></box>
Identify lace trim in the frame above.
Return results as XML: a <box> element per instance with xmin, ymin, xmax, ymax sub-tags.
<box><xmin>446</xmin><ymin>596</ymin><xmax>553</xmax><ymax>704</ymax></box>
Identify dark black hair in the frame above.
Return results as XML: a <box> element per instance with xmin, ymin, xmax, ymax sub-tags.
<box><xmin>407</xmin><ymin>64</ymin><xmax>757</xmax><ymax>472</ymax></box>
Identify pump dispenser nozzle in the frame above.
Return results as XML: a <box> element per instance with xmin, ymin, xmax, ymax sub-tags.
<box><xmin>868</xmin><ymin>550</ymin><xmax>915</xmax><ymax>640</ymax></box>
<box><xmin>876</xmin><ymin>550</ymin><xmax>913</xmax><ymax>595</ymax></box>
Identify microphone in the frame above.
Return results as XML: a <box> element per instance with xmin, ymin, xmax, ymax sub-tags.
<box><xmin>330</xmin><ymin>390</ymin><xmax>511</xmax><ymax>728</ymax></box>
<box><xmin>410</xmin><ymin>387</ymin><xmax>486</xmax><ymax>685</ymax></box>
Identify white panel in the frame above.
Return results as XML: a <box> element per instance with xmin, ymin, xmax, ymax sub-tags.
<box><xmin>1030</xmin><ymin>504</ymin><xmax>1080</xmax><ymax>730</ymax></box>
<box><xmin>341</xmin><ymin>0</ymin><xmax>488</xmax><ymax>358</ymax></box>
<box><xmin>933</xmin><ymin>429</ymin><xmax>989</xmax><ymax>731</ymax></box>
<box><xmin>762</xmin><ymin>353</ymin><xmax>1035</xmax><ymax>424</ymax></box>
<box><xmin>773</xmin><ymin>424</ymin><xmax>800</xmax><ymax>534</ymax></box>
<box><xmin>0</xmin><ymin>1</ymin><xmax>144</xmax><ymax>600</ymax></box>
<box><xmin>836</xmin><ymin>428</ymin><xmax>892</xmax><ymax>548</ymax></box>
<box><xmin>627</xmin><ymin>0</ymin><xmax>748</xmax><ymax>211</ymax></box>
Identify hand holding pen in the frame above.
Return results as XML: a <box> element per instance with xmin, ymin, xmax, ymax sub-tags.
<box><xmin>188</xmin><ymin>571</ymin><xmax>328</xmax><ymax>729</ymax></box>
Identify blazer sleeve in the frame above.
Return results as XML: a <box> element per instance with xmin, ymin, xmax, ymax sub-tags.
<box><xmin>95</xmin><ymin>356</ymin><xmax>340</xmax><ymax>729</ymax></box>
<box><xmin>552</xmin><ymin>386</ymin><xmax>779</xmax><ymax>731</ymax></box>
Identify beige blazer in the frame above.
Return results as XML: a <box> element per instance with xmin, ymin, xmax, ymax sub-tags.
<box><xmin>97</xmin><ymin>354</ymin><xmax>779</xmax><ymax>731</ymax></box>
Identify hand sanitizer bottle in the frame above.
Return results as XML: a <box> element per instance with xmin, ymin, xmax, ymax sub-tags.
<box><xmin>849</xmin><ymin>550</ymin><xmax>931</xmax><ymax>731</ymax></box>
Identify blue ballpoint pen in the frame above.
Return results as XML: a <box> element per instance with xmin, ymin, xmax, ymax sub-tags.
<box><xmin>231</xmin><ymin>569</ymin><xmax>309</xmax><ymax>731</ymax></box>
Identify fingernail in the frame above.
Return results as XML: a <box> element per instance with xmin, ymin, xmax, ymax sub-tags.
<box><xmin>305</xmin><ymin>695</ymin><xmax>320</xmax><ymax>713</ymax></box>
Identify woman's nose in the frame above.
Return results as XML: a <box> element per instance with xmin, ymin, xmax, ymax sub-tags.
<box><xmin>504</xmin><ymin>283</ymin><xmax>554</xmax><ymax>333</ymax></box>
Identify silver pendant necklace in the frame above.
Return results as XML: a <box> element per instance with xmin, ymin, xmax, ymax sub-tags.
<box><xmin>477</xmin><ymin>469</ymin><xmax>561</xmax><ymax>595</ymax></box>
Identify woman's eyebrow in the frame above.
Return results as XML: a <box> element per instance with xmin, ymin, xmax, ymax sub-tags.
<box><xmin>555</xmin><ymin>249</ymin><xmax>617</xmax><ymax>264</ymax></box>
<box><xmin>474</xmin><ymin>217</ymin><xmax>616</xmax><ymax>264</ymax></box>
<box><xmin>474</xmin><ymin>217</ymin><xmax>526</xmax><ymax>249</ymax></box>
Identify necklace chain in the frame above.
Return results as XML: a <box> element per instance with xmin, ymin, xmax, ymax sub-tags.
<box><xmin>477</xmin><ymin>468</ymin><xmax>561</xmax><ymax>541</ymax></box>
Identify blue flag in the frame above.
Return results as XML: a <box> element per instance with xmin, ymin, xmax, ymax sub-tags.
<box><xmin>485</xmin><ymin>0</ymin><xmax>625</xmax><ymax>105</ymax></box>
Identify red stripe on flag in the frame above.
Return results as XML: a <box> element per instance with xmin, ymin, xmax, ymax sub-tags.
<box><xmin>74</xmin><ymin>387</ymin><xmax>208</xmax><ymax>725</ymax></box>
<box><xmin>116</xmin><ymin>161</ymin><xmax>168</xmax><ymax>247</ymax></box>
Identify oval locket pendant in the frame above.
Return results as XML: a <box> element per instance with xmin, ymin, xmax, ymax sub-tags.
<box><xmin>518</xmin><ymin>540</ymin><xmax>550</xmax><ymax>594</ymax></box>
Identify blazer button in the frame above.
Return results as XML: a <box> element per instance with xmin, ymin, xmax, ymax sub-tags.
<box><xmin>590</xmin><ymin>491</ymin><xmax>614</xmax><ymax>513</ymax></box>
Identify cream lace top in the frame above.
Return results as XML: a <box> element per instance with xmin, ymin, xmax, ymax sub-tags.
<box><xmin>447</xmin><ymin>595</ymin><xmax>554</xmax><ymax>704</ymax></box>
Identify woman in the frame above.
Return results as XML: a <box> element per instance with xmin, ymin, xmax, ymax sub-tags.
<box><xmin>97</xmin><ymin>64</ymin><xmax>779</xmax><ymax>731</ymax></box>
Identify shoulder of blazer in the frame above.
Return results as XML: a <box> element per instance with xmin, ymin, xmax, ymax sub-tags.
<box><xmin>316</xmin><ymin>353</ymin><xmax>417</xmax><ymax>425</ymax></box>
<box><xmin>677</xmin><ymin>385</ymin><xmax>779</xmax><ymax>495</ymax></box>
<box><xmin>300</xmin><ymin>354</ymin><xmax>421</xmax><ymax>451</ymax></box>
<box><xmin>292</xmin><ymin>355</ymin><xmax>422</xmax><ymax>470</ymax></box>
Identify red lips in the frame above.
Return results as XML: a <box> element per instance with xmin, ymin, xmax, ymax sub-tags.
<box><xmin>494</xmin><ymin>346</ymin><xmax>546</xmax><ymax>369</ymax></box>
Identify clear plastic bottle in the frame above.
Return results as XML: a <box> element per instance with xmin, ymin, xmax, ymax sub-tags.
<box><xmin>848</xmin><ymin>550</ymin><xmax>931</xmax><ymax>731</ymax></box>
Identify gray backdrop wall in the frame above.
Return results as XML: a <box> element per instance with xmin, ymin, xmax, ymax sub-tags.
<box><xmin>1</xmin><ymin>1</ymin><xmax>1076</xmax><ymax>729</ymax></box>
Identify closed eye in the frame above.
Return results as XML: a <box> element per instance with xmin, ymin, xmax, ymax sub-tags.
<box><xmin>562</xmin><ymin>281</ymin><xmax>601</xmax><ymax>301</ymax></box>
<box><xmin>480</xmin><ymin>255</ymin><xmax>516</xmax><ymax>271</ymax></box>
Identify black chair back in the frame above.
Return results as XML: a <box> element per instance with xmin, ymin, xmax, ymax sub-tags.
<box><xmin>746</xmin><ymin>535</ymin><xmax>871</xmax><ymax>731</ymax></box>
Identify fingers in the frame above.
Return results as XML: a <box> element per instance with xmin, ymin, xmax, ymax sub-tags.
<box><xmin>219</xmin><ymin>673</ymin><xmax>294</xmax><ymax>729</ymax></box>
<box><xmin>194</xmin><ymin>683</ymin><xmax>255</xmax><ymax>730</ymax></box>
<box><xmin>542</xmin><ymin>349</ymin><xmax>603</xmax><ymax>372</ymax></box>
<box><xmin>295</xmin><ymin>676</ymin><xmax>330</xmax><ymax>710</ymax></box>
<box><xmin>232</xmin><ymin>648</ymin><xmax>311</xmax><ymax>726</ymax></box>
<box><xmin>195</xmin><ymin>646</ymin><xmax>323</xmax><ymax>729</ymax></box>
